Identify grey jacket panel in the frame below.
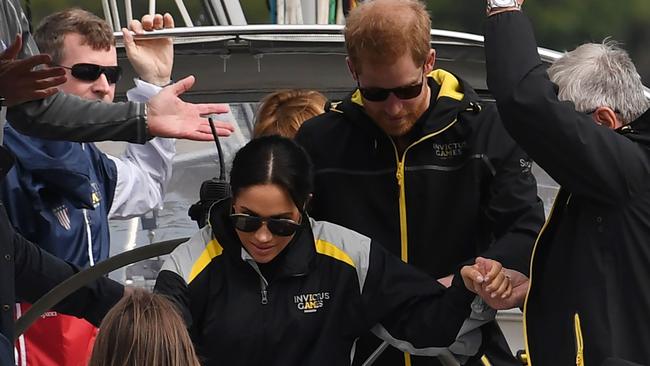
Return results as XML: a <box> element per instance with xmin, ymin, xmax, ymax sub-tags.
<box><xmin>162</xmin><ymin>226</ymin><xmax>217</xmax><ymax>284</ymax></box>
<box><xmin>309</xmin><ymin>218</ymin><xmax>372</xmax><ymax>291</ymax></box>
<box><xmin>1</xmin><ymin>0</ymin><xmax>149</xmax><ymax>144</ymax></box>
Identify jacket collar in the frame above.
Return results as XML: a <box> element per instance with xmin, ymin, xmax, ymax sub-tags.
<box><xmin>208</xmin><ymin>198</ymin><xmax>316</xmax><ymax>279</ymax></box>
<box><xmin>335</xmin><ymin>69</ymin><xmax>480</xmax><ymax>138</ymax></box>
<box><xmin>618</xmin><ymin>107</ymin><xmax>650</xmax><ymax>146</ymax></box>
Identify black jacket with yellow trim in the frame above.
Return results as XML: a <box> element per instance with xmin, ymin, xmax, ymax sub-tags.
<box><xmin>296</xmin><ymin>70</ymin><xmax>543</xmax><ymax>279</ymax></box>
<box><xmin>486</xmin><ymin>12</ymin><xmax>650</xmax><ymax>366</ymax></box>
<box><xmin>154</xmin><ymin>198</ymin><xmax>488</xmax><ymax>366</ymax></box>
<box><xmin>295</xmin><ymin>70</ymin><xmax>544</xmax><ymax>366</ymax></box>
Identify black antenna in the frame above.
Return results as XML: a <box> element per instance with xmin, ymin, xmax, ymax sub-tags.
<box><xmin>208</xmin><ymin>117</ymin><xmax>226</xmax><ymax>181</ymax></box>
<box><xmin>188</xmin><ymin>116</ymin><xmax>232</xmax><ymax>227</ymax></box>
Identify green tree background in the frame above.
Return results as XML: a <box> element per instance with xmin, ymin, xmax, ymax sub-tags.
<box><xmin>26</xmin><ymin>0</ymin><xmax>650</xmax><ymax>83</ymax></box>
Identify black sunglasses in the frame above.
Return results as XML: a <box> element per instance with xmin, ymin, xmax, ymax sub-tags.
<box><xmin>357</xmin><ymin>69</ymin><xmax>425</xmax><ymax>102</ymax></box>
<box><xmin>230</xmin><ymin>213</ymin><xmax>302</xmax><ymax>237</ymax></box>
<box><xmin>57</xmin><ymin>63</ymin><xmax>122</xmax><ymax>84</ymax></box>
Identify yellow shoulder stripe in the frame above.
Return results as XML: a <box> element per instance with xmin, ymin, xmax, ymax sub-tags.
<box><xmin>315</xmin><ymin>239</ymin><xmax>356</xmax><ymax>268</ymax></box>
<box><xmin>188</xmin><ymin>239</ymin><xmax>224</xmax><ymax>284</ymax></box>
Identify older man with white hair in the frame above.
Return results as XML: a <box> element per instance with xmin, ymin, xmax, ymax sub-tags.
<box><xmin>482</xmin><ymin>0</ymin><xmax>650</xmax><ymax>365</ymax></box>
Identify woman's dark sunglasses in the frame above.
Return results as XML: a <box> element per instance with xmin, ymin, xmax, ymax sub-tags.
<box><xmin>357</xmin><ymin>69</ymin><xmax>425</xmax><ymax>102</ymax></box>
<box><xmin>230</xmin><ymin>213</ymin><xmax>301</xmax><ymax>237</ymax></box>
<box><xmin>57</xmin><ymin>63</ymin><xmax>122</xmax><ymax>84</ymax></box>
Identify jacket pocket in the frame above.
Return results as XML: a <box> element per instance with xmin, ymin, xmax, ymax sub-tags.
<box><xmin>574</xmin><ymin>313</ymin><xmax>585</xmax><ymax>366</ymax></box>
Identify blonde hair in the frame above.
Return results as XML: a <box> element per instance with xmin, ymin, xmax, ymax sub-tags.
<box><xmin>344</xmin><ymin>0</ymin><xmax>431</xmax><ymax>73</ymax></box>
<box><xmin>88</xmin><ymin>289</ymin><xmax>200</xmax><ymax>366</ymax></box>
<box><xmin>254</xmin><ymin>90</ymin><xmax>327</xmax><ymax>138</ymax></box>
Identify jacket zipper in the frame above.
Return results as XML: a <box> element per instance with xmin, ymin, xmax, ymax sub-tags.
<box><xmin>521</xmin><ymin>189</ymin><xmax>566</xmax><ymax>366</ymax></box>
<box><xmin>574</xmin><ymin>313</ymin><xmax>585</xmax><ymax>366</ymax></box>
<box><xmin>260</xmin><ymin>278</ymin><xmax>268</xmax><ymax>305</ymax></box>
<box><xmin>385</xmin><ymin>119</ymin><xmax>458</xmax><ymax>366</ymax></box>
<box><xmin>79</xmin><ymin>143</ymin><xmax>96</xmax><ymax>267</ymax></box>
<box><xmin>246</xmin><ymin>260</ymin><xmax>270</xmax><ymax>305</ymax></box>
<box><xmin>389</xmin><ymin>118</ymin><xmax>459</xmax><ymax>263</ymax></box>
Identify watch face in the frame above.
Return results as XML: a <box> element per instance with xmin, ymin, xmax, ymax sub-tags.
<box><xmin>493</xmin><ymin>0</ymin><xmax>515</xmax><ymax>6</ymax></box>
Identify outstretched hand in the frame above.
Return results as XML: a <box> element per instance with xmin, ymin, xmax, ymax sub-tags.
<box><xmin>0</xmin><ymin>34</ymin><xmax>67</xmax><ymax>107</ymax></box>
<box><xmin>146</xmin><ymin>76</ymin><xmax>234</xmax><ymax>140</ymax></box>
<box><xmin>122</xmin><ymin>13</ymin><xmax>174</xmax><ymax>86</ymax></box>
<box><xmin>461</xmin><ymin>257</ymin><xmax>528</xmax><ymax>310</ymax></box>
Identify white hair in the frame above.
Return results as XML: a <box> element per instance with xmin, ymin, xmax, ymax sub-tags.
<box><xmin>547</xmin><ymin>40</ymin><xmax>650</xmax><ymax>125</ymax></box>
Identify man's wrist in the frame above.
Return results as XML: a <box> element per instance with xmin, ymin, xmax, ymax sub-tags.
<box><xmin>486</xmin><ymin>0</ymin><xmax>523</xmax><ymax>17</ymax></box>
<box><xmin>487</xmin><ymin>7</ymin><xmax>521</xmax><ymax>17</ymax></box>
<box><xmin>140</xmin><ymin>76</ymin><xmax>172</xmax><ymax>87</ymax></box>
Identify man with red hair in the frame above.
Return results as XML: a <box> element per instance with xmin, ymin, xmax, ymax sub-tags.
<box><xmin>296</xmin><ymin>0</ymin><xmax>543</xmax><ymax>365</ymax></box>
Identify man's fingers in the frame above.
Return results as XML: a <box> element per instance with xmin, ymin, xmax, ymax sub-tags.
<box><xmin>197</xmin><ymin>120</ymin><xmax>234</xmax><ymax>136</ymax></box>
<box><xmin>184</xmin><ymin>129</ymin><xmax>233</xmax><ymax>141</ymax></box>
<box><xmin>141</xmin><ymin>14</ymin><xmax>154</xmax><ymax>29</ymax></box>
<box><xmin>12</xmin><ymin>54</ymin><xmax>53</xmax><ymax>72</ymax></box>
<box><xmin>128</xmin><ymin>19</ymin><xmax>145</xmax><ymax>34</ymax></box>
<box><xmin>163</xmin><ymin>13</ymin><xmax>175</xmax><ymax>29</ymax></box>
<box><xmin>196</xmin><ymin>103</ymin><xmax>231</xmax><ymax>116</ymax></box>
<box><xmin>152</xmin><ymin>13</ymin><xmax>164</xmax><ymax>29</ymax></box>
<box><xmin>491</xmin><ymin>275</ymin><xmax>510</xmax><ymax>298</ymax></box>
<box><xmin>29</xmin><ymin>67</ymin><xmax>66</xmax><ymax>79</ymax></box>
<box><xmin>32</xmin><ymin>75</ymin><xmax>67</xmax><ymax>89</ymax></box>
<box><xmin>169</xmin><ymin>75</ymin><xmax>195</xmax><ymax>96</ymax></box>
<box><xmin>121</xmin><ymin>28</ymin><xmax>137</xmax><ymax>55</ymax></box>
<box><xmin>483</xmin><ymin>259</ymin><xmax>502</xmax><ymax>283</ymax></box>
<box><xmin>211</xmin><ymin>120</ymin><xmax>236</xmax><ymax>132</ymax></box>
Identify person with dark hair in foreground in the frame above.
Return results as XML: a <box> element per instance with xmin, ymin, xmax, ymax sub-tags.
<box><xmin>155</xmin><ymin>135</ymin><xmax>525</xmax><ymax>366</ymax></box>
<box><xmin>483</xmin><ymin>0</ymin><xmax>650</xmax><ymax>365</ymax></box>
<box><xmin>89</xmin><ymin>289</ymin><xmax>201</xmax><ymax>366</ymax></box>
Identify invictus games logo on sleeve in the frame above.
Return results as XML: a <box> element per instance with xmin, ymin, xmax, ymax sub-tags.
<box><xmin>294</xmin><ymin>292</ymin><xmax>331</xmax><ymax>313</ymax></box>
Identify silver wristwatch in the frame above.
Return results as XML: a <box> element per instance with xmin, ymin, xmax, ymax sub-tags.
<box><xmin>486</xmin><ymin>0</ymin><xmax>521</xmax><ymax>13</ymax></box>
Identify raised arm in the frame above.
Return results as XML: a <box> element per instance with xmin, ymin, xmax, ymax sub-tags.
<box><xmin>484</xmin><ymin>8</ymin><xmax>650</xmax><ymax>205</ymax></box>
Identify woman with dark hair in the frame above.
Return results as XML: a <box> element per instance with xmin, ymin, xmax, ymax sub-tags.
<box><xmin>154</xmin><ymin>135</ymin><xmax>518</xmax><ymax>366</ymax></box>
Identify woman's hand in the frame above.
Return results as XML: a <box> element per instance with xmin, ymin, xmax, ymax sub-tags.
<box><xmin>461</xmin><ymin>257</ymin><xmax>528</xmax><ymax>310</ymax></box>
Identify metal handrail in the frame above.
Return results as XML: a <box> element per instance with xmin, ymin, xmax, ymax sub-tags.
<box><xmin>112</xmin><ymin>24</ymin><xmax>561</xmax><ymax>59</ymax></box>
<box><xmin>114</xmin><ymin>25</ymin><xmax>650</xmax><ymax>99</ymax></box>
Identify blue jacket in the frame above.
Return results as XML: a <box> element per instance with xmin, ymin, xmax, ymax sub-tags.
<box><xmin>1</xmin><ymin>124</ymin><xmax>117</xmax><ymax>267</ymax></box>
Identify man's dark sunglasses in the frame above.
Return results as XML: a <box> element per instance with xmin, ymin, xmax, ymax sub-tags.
<box><xmin>57</xmin><ymin>63</ymin><xmax>122</xmax><ymax>84</ymax></box>
<box><xmin>357</xmin><ymin>69</ymin><xmax>425</xmax><ymax>102</ymax></box>
<box><xmin>229</xmin><ymin>213</ymin><xmax>302</xmax><ymax>237</ymax></box>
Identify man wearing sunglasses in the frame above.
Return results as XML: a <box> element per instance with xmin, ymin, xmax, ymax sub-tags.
<box><xmin>295</xmin><ymin>0</ymin><xmax>544</xmax><ymax>365</ymax></box>
<box><xmin>1</xmin><ymin>9</ymin><xmax>188</xmax><ymax>365</ymax></box>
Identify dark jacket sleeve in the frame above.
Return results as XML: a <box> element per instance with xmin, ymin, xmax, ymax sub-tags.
<box><xmin>362</xmin><ymin>242</ymin><xmax>479</xmax><ymax>352</ymax></box>
<box><xmin>485</xmin><ymin>12</ymin><xmax>650</xmax><ymax>205</ymax></box>
<box><xmin>7</xmin><ymin>93</ymin><xmax>150</xmax><ymax>144</ymax></box>
<box><xmin>478</xmin><ymin>109</ymin><xmax>544</xmax><ymax>276</ymax></box>
<box><xmin>12</xmin><ymin>219</ymin><xmax>123</xmax><ymax>326</ymax></box>
<box><xmin>154</xmin><ymin>269</ymin><xmax>194</xmax><ymax>329</ymax></box>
